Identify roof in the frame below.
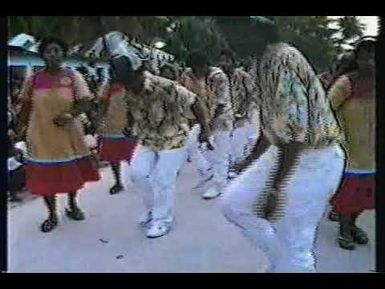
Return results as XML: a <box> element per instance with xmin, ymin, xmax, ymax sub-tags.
<box><xmin>8</xmin><ymin>45</ymin><xmax>38</xmax><ymax>56</ymax></box>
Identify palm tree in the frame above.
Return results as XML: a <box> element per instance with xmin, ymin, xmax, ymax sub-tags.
<box><xmin>165</xmin><ymin>17</ymin><xmax>229</xmax><ymax>63</ymax></box>
<box><xmin>338</xmin><ymin>16</ymin><xmax>365</xmax><ymax>42</ymax></box>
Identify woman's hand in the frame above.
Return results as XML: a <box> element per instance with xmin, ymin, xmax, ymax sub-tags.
<box><xmin>53</xmin><ymin>113</ymin><xmax>74</xmax><ymax>127</ymax></box>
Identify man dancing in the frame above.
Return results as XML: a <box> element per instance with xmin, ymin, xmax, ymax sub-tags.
<box><xmin>110</xmin><ymin>54</ymin><xmax>211</xmax><ymax>238</ymax></box>
<box><xmin>218</xmin><ymin>50</ymin><xmax>260</xmax><ymax>171</ymax></box>
<box><xmin>222</xmin><ymin>43</ymin><xmax>345</xmax><ymax>272</ymax></box>
<box><xmin>181</xmin><ymin>51</ymin><xmax>233</xmax><ymax>200</ymax></box>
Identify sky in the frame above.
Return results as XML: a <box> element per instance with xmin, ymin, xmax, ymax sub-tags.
<box><xmin>358</xmin><ymin>16</ymin><xmax>379</xmax><ymax>36</ymax></box>
<box><xmin>328</xmin><ymin>16</ymin><xmax>379</xmax><ymax>37</ymax></box>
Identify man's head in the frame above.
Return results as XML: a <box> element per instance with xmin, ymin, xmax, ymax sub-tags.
<box><xmin>38</xmin><ymin>37</ymin><xmax>68</xmax><ymax>68</ymax></box>
<box><xmin>218</xmin><ymin>49</ymin><xmax>236</xmax><ymax>75</ymax></box>
<box><xmin>109</xmin><ymin>54</ymin><xmax>145</xmax><ymax>91</ymax></box>
<box><xmin>159</xmin><ymin>63</ymin><xmax>178</xmax><ymax>81</ymax></box>
<box><xmin>355</xmin><ymin>38</ymin><xmax>375</xmax><ymax>73</ymax></box>
<box><xmin>187</xmin><ymin>50</ymin><xmax>211</xmax><ymax>78</ymax></box>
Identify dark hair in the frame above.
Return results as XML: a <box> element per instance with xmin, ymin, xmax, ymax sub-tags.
<box><xmin>159</xmin><ymin>63</ymin><xmax>178</xmax><ymax>80</ymax></box>
<box><xmin>109</xmin><ymin>55</ymin><xmax>141</xmax><ymax>83</ymax></box>
<box><xmin>220</xmin><ymin>49</ymin><xmax>236</xmax><ymax>64</ymax></box>
<box><xmin>334</xmin><ymin>53</ymin><xmax>357</xmax><ymax>77</ymax></box>
<box><xmin>354</xmin><ymin>38</ymin><xmax>376</xmax><ymax>59</ymax></box>
<box><xmin>38</xmin><ymin>37</ymin><xmax>68</xmax><ymax>57</ymax></box>
<box><xmin>186</xmin><ymin>50</ymin><xmax>211</xmax><ymax>68</ymax></box>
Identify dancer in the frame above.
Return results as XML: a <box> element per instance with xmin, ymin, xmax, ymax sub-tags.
<box><xmin>181</xmin><ymin>51</ymin><xmax>233</xmax><ymax>200</ymax></box>
<box><xmin>110</xmin><ymin>54</ymin><xmax>211</xmax><ymax>238</ymax></box>
<box><xmin>222</xmin><ymin>43</ymin><xmax>345</xmax><ymax>272</ymax></box>
<box><xmin>218</xmin><ymin>50</ymin><xmax>260</xmax><ymax>171</ymax></box>
<box><xmin>329</xmin><ymin>38</ymin><xmax>376</xmax><ymax>250</ymax></box>
<box><xmin>18</xmin><ymin>38</ymin><xmax>100</xmax><ymax>232</ymax></box>
<box><xmin>97</xmin><ymin>75</ymin><xmax>138</xmax><ymax>195</ymax></box>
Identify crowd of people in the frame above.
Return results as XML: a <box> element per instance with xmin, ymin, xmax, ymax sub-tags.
<box><xmin>7</xmin><ymin>33</ymin><xmax>375</xmax><ymax>272</ymax></box>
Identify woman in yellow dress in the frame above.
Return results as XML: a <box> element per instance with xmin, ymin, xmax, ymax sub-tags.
<box><xmin>19</xmin><ymin>38</ymin><xmax>100</xmax><ymax>232</ymax></box>
<box><xmin>329</xmin><ymin>39</ymin><xmax>376</xmax><ymax>250</ymax></box>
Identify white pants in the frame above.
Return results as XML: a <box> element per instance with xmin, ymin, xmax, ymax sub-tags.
<box><xmin>130</xmin><ymin>146</ymin><xmax>187</xmax><ymax>224</ymax></box>
<box><xmin>231</xmin><ymin>119</ymin><xmax>260</xmax><ymax>164</ymax></box>
<box><xmin>244</xmin><ymin>118</ymin><xmax>260</xmax><ymax>157</ymax></box>
<box><xmin>221</xmin><ymin>144</ymin><xmax>345</xmax><ymax>272</ymax></box>
<box><xmin>185</xmin><ymin>125</ymin><xmax>212</xmax><ymax>179</ymax></box>
<box><xmin>187</xmin><ymin>125</ymin><xmax>232</xmax><ymax>192</ymax></box>
<box><xmin>208</xmin><ymin>130</ymin><xmax>232</xmax><ymax>191</ymax></box>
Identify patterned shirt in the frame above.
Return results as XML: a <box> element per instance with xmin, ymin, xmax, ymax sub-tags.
<box><xmin>180</xmin><ymin>67</ymin><xmax>233</xmax><ymax>131</ymax></box>
<box><xmin>258</xmin><ymin>43</ymin><xmax>343</xmax><ymax>147</ymax></box>
<box><xmin>229</xmin><ymin>68</ymin><xmax>258</xmax><ymax>122</ymax></box>
<box><xmin>125</xmin><ymin>71</ymin><xmax>197</xmax><ymax>151</ymax></box>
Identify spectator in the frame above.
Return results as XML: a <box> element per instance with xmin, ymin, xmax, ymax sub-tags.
<box><xmin>8</xmin><ymin>138</ymin><xmax>25</xmax><ymax>202</ymax></box>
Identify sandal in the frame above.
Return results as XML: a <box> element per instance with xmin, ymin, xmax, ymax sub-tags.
<box><xmin>338</xmin><ymin>235</ymin><xmax>356</xmax><ymax>250</ymax></box>
<box><xmin>352</xmin><ymin>226</ymin><xmax>369</xmax><ymax>245</ymax></box>
<box><xmin>328</xmin><ymin>210</ymin><xmax>340</xmax><ymax>222</ymax></box>
<box><xmin>109</xmin><ymin>184</ymin><xmax>124</xmax><ymax>195</ymax></box>
<box><xmin>9</xmin><ymin>195</ymin><xmax>23</xmax><ymax>203</ymax></box>
<box><xmin>41</xmin><ymin>216</ymin><xmax>59</xmax><ymax>233</ymax></box>
<box><xmin>65</xmin><ymin>208</ymin><xmax>85</xmax><ymax>221</ymax></box>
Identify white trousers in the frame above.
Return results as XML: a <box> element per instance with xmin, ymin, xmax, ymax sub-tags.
<box><xmin>230</xmin><ymin>119</ymin><xmax>260</xmax><ymax>164</ymax></box>
<box><xmin>186</xmin><ymin>125</ymin><xmax>232</xmax><ymax>192</ymax></box>
<box><xmin>208</xmin><ymin>130</ymin><xmax>232</xmax><ymax>191</ymax></box>
<box><xmin>185</xmin><ymin>125</ymin><xmax>212</xmax><ymax>179</ymax></box>
<box><xmin>221</xmin><ymin>144</ymin><xmax>345</xmax><ymax>272</ymax></box>
<box><xmin>130</xmin><ymin>146</ymin><xmax>187</xmax><ymax>224</ymax></box>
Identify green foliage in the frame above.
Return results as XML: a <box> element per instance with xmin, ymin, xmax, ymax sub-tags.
<box><xmin>8</xmin><ymin>16</ymin><xmax>366</xmax><ymax>72</ymax></box>
<box><xmin>164</xmin><ymin>16</ymin><xmax>229</xmax><ymax>64</ymax></box>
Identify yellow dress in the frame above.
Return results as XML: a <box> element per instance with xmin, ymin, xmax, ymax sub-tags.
<box><xmin>20</xmin><ymin>68</ymin><xmax>100</xmax><ymax>195</ymax></box>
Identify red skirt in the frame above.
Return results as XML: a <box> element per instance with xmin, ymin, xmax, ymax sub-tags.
<box><xmin>99</xmin><ymin>136</ymin><xmax>138</xmax><ymax>163</ymax></box>
<box><xmin>331</xmin><ymin>171</ymin><xmax>375</xmax><ymax>216</ymax></box>
<box><xmin>26</xmin><ymin>155</ymin><xmax>100</xmax><ymax>196</ymax></box>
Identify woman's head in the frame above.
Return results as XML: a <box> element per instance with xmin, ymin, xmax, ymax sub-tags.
<box><xmin>38</xmin><ymin>37</ymin><xmax>68</xmax><ymax>68</ymax></box>
<box><xmin>333</xmin><ymin>53</ymin><xmax>357</xmax><ymax>78</ymax></box>
<box><xmin>354</xmin><ymin>38</ymin><xmax>375</xmax><ymax>72</ymax></box>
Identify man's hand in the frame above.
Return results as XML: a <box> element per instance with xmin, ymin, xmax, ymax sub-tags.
<box><xmin>253</xmin><ymin>186</ymin><xmax>285</xmax><ymax>222</ymax></box>
<box><xmin>232</xmin><ymin>134</ymin><xmax>270</xmax><ymax>174</ymax></box>
<box><xmin>53</xmin><ymin>113</ymin><xmax>74</xmax><ymax>127</ymax></box>
<box><xmin>199</xmin><ymin>130</ymin><xmax>214</xmax><ymax>150</ymax></box>
<box><xmin>191</xmin><ymin>96</ymin><xmax>214</xmax><ymax>150</ymax></box>
<box><xmin>254</xmin><ymin>142</ymin><xmax>303</xmax><ymax>221</ymax></box>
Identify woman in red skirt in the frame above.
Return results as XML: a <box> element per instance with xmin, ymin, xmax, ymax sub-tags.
<box><xmin>18</xmin><ymin>38</ymin><xmax>100</xmax><ymax>232</ymax></box>
<box><xmin>328</xmin><ymin>38</ymin><xmax>376</xmax><ymax>250</ymax></box>
<box><xmin>97</xmin><ymin>77</ymin><xmax>138</xmax><ymax>195</ymax></box>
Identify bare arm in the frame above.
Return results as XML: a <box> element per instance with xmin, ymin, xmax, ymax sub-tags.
<box><xmin>16</xmin><ymin>78</ymin><xmax>33</xmax><ymax>140</ymax></box>
<box><xmin>269</xmin><ymin>142</ymin><xmax>303</xmax><ymax>191</ymax></box>
<box><xmin>69</xmin><ymin>70</ymin><xmax>95</xmax><ymax>117</ymax></box>
<box><xmin>190</xmin><ymin>93</ymin><xmax>214</xmax><ymax>150</ymax></box>
<box><xmin>328</xmin><ymin>75</ymin><xmax>351</xmax><ymax>111</ymax></box>
<box><xmin>233</xmin><ymin>132</ymin><xmax>271</xmax><ymax>173</ymax></box>
<box><xmin>211</xmin><ymin>71</ymin><xmax>230</xmax><ymax>121</ymax></box>
<box><xmin>191</xmin><ymin>97</ymin><xmax>211</xmax><ymax>135</ymax></box>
